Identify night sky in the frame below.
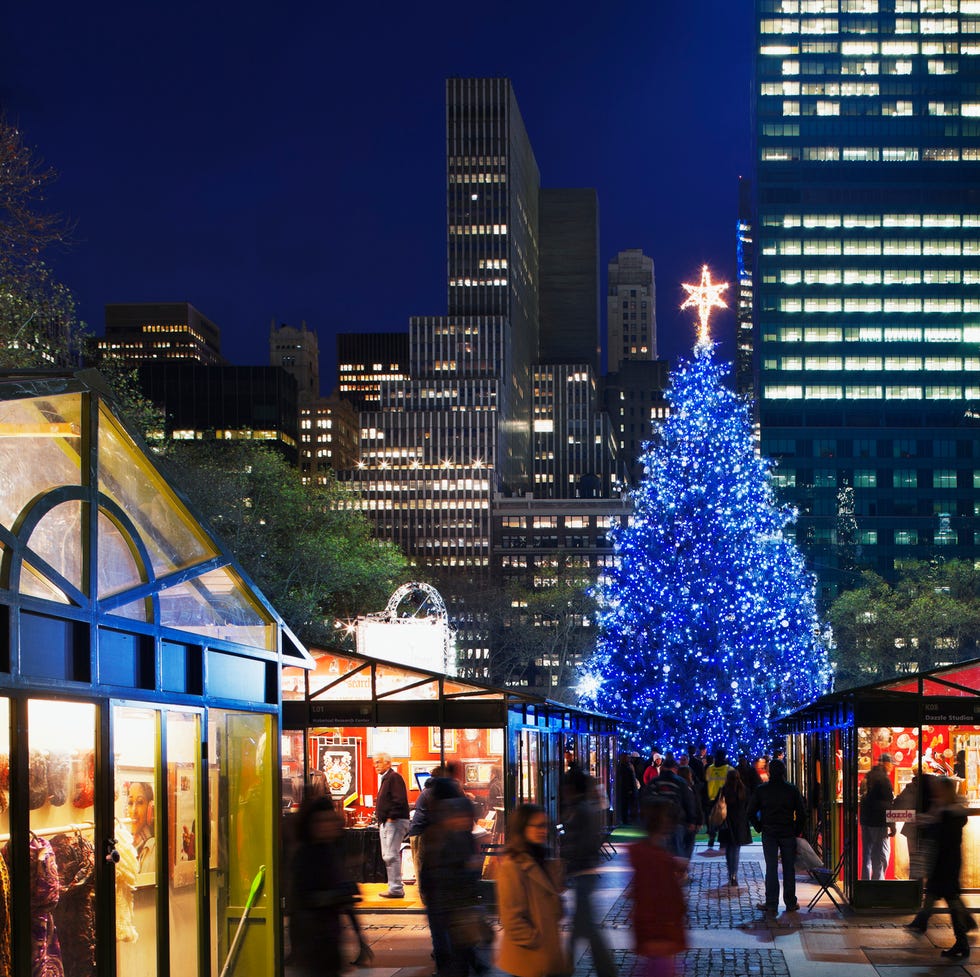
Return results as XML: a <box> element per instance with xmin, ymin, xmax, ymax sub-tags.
<box><xmin>2</xmin><ymin>2</ymin><xmax>753</xmax><ymax>389</ymax></box>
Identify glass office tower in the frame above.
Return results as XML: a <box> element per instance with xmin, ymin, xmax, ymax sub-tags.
<box><xmin>754</xmin><ymin>0</ymin><xmax>980</xmax><ymax>603</ymax></box>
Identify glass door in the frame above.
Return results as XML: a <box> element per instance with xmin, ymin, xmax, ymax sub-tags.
<box><xmin>25</xmin><ymin>698</ymin><xmax>98</xmax><ymax>977</ymax></box>
<box><xmin>113</xmin><ymin>704</ymin><xmax>161</xmax><ymax>976</ymax></box>
<box><xmin>167</xmin><ymin>711</ymin><xmax>202</xmax><ymax>977</ymax></box>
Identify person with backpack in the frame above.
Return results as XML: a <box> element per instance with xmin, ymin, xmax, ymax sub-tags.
<box><xmin>642</xmin><ymin>757</ymin><xmax>697</xmax><ymax>860</ymax></box>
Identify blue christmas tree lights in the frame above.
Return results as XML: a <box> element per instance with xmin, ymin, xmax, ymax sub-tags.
<box><xmin>580</xmin><ymin>342</ymin><xmax>831</xmax><ymax>758</ymax></box>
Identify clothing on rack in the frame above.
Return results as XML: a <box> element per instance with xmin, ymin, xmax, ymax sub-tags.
<box><xmin>113</xmin><ymin>824</ymin><xmax>139</xmax><ymax>943</ymax></box>
<box><xmin>51</xmin><ymin>832</ymin><xmax>96</xmax><ymax>977</ymax></box>
<box><xmin>3</xmin><ymin>834</ymin><xmax>65</xmax><ymax>977</ymax></box>
<box><xmin>0</xmin><ymin>850</ymin><xmax>11</xmax><ymax>977</ymax></box>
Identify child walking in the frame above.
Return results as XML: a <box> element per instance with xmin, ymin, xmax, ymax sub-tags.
<box><xmin>628</xmin><ymin>797</ymin><xmax>688</xmax><ymax>977</ymax></box>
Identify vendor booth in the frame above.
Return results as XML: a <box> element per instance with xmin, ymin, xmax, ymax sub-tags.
<box><xmin>281</xmin><ymin>648</ymin><xmax>619</xmax><ymax>904</ymax></box>
<box><xmin>0</xmin><ymin>372</ymin><xmax>313</xmax><ymax>976</ymax></box>
<box><xmin>780</xmin><ymin>658</ymin><xmax>980</xmax><ymax>909</ymax></box>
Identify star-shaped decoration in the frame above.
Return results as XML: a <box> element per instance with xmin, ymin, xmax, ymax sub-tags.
<box><xmin>681</xmin><ymin>264</ymin><xmax>729</xmax><ymax>349</ymax></box>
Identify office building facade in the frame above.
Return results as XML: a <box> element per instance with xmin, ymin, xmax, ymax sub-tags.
<box><xmin>336</xmin><ymin>332</ymin><xmax>410</xmax><ymax>412</ymax></box>
<box><xmin>100</xmin><ymin>302</ymin><xmax>225</xmax><ymax>365</ymax></box>
<box><xmin>270</xmin><ymin>321</ymin><xmax>320</xmax><ymax>401</ymax></box>
<box><xmin>607</xmin><ymin>249</ymin><xmax>656</xmax><ymax>373</ymax></box>
<box><xmin>754</xmin><ymin>0</ymin><xmax>980</xmax><ymax>602</ymax></box>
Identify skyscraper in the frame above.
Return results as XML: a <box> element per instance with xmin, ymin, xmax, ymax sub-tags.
<box><xmin>336</xmin><ymin>332</ymin><xmax>410</xmax><ymax>412</ymax></box>
<box><xmin>606</xmin><ymin>249</ymin><xmax>656</xmax><ymax>373</ymax></box>
<box><xmin>753</xmin><ymin>0</ymin><xmax>980</xmax><ymax>603</ymax></box>
<box><xmin>270</xmin><ymin>321</ymin><xmax>319</xmax><ymax>401</ymax></box>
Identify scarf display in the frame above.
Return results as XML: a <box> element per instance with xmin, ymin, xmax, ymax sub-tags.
<box><xmin>50</xmin><ymin>833</ymin><xmax>95</xmax><ymax>977</ymax></box>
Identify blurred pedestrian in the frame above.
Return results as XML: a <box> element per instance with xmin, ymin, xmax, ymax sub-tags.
<box><xmin>290</xmin><ymin>796</ymin><xmax>353</xmax><ymax>977</ymax></box>
<box><xmin>677</xmin><ymin>767</ymin><xmax>702</xmax><ymax>859</ymax></box>
<box><xmin>629</xmin><ymin>798</ymin><xmax>687</xmax><ymax>977</ymax></box>
<box><xmin>561</xmin><ymin>770</ymin><xmax>617</xmax><ymax>977</ymax></box>
<box><xmin>496</xmin><ymin>804</ymin><xmax>567</xmax><ymax>977</ymax></box>
<box><xmin>748</xmin><ymin>759</ymin><xmax>806</xmax><ymax>914</ymax></box>
<box><xmin>616</xmin><ymin>753</ymin><xmax>639</xmax><ymax>825</ymax></box>
<box><xmin>907</xmin><ymin>777</ymin><xmax>976</xmax><ymax>960</ymax></box>
<box><xmin>420</xmin><ymin>795</ymin><xmax>486</xmax><ymax>977</ymax></box>
<box><xmin>719</xmin><ymin>768</ymin><xmax>751</xmax><ymax>887</ymax></box>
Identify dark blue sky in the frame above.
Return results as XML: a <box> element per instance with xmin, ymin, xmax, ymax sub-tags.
<box><xmin>2</xmin><ymin>2</ymin><xmax>753</xmax><ymax>390</ymax></box>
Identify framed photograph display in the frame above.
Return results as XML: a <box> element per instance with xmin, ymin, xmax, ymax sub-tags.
<box><xmin>428</xmin><ymin>727</ymin><xmax>456</xmax><ymax>753</ymax></box>
<box><xmin>368</xmin><ymin>726</ymin><xmax>411</xmax><ymax>757</ymax></box>
<box><xmin>409</xmin><ymin>762</ymin><xmax>432</xmax><ymax>792</ymax></box>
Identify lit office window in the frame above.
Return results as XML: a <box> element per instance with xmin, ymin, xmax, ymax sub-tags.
<box><xmin>885</xmin><ymin>357</ymin><xmax>922</xmax><ymax>370</ymax></box>
<box><xmin>886</xmin><ymin>386</ymin><xmax>923</xmax><ymax>399</ymax></box>
<box><xmin>805</xmin><ymin>385</ymin><xmax>843</xmax><ymax>398</ymax></box>
<box><xmin>846</xmin><ymin>386</ymin><xmax>883</xmax><ymax>398</ymax></box>
<box><xmin>894</xmin><ymin>470</ymin><xmax>918</xmax><ymax>488</ymax></box>
<box><xmin>806</xmin><ymin>356</ymin><xmax>843</xmax><ymax>370</ymax></box>
<box><xmin>854</xmin><ymin>470</ymin><xmax>878</xmax><ymax>488</ymax></box>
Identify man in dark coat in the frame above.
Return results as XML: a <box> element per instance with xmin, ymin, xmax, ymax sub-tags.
<box><xmin>374</xmin><ymin>752</ymin><xmax>410</xmax><ymax>898</ymax></box>
<box><xmin>748</xmin><ymin>759</ymin><xmax>806</xmax><ymax>913</ymax></box>
<box><xmin>859</xmin><ymin>753</ymin><xmax>895</xmax><ymax>880</ymax></box>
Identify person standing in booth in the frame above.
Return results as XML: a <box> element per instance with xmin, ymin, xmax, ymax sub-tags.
<box><xmin>374</xmin><ymin>752</ymin><xmax>410</xmax><ymax>899</ymax></box>
<box><xmin>859</xmin><ymin>753</ymin><xmax>895</xmax><ymax>881</ymax></box>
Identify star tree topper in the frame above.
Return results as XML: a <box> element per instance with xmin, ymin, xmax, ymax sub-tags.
<box><xmin>681</xmin><ymin>264</ymin><xmax>729</xmax><ymax>350</ymax></box>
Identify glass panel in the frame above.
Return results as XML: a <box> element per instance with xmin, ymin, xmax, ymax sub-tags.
<box><xmin>158</xmin><ymin>566</ymin><xmax>275</xmax><ymax>651</ymax></box>
<box><xmin>27</xmin><ymin>500</ymin><xmax>84</xmax><ymax>594</ymax></box>
<box><xmin>114</xmin><ymin>704</ymin><xmax>160</xmax><ymax>976</ymax></box>
<box><xmin>20</xmin><ymin>560</ymin><xmax>71</xmax><ymax>603</ymax></box>
<box><xmin>0</xmin><ymin>699</ymin><xmax>9</xmax><ymax>969</ymax></box>
<box><xmin>281</xmin><ymin>731</ymin><xmax>306</xmax><ymax>813</ymax></box>
<box><xmin>167</xmin><ymin>712</ymin><xmax>201</xmax><ymax>977</ymax></box>
<box><xmin>106</xmin><ymin>597</ymin><xmax>152</xmax><ymax>623</ymax></box>
<box><xmin>0</xmin><ymin>392</ymin><xmax>83</xmax><ymax>532</ymax></box>
<box><xmin>444</xmin><ymin>679</ymin><xmax>504</xmax><ymax>699</ymax></box>
<box><xmin>381</xmin><ymin>678</ymin><xmax>439</xmax><ymax>701</ymax></box>
<box><xmin>98</xmin><ymin>509</ymin><xmax>145</xmax><ymax>599</ymax></box>
<box><xmin>857</xmin><ymin>725</ymin><xmax>916</xmax><ymax>881</ymax></box>
<box><xmin>27</xmin><ymin>698</ymin><xmax>97</xmax><ymax>977</ymax></box>
<box><xmin>443</xmin><ymin>728</ymin><xmax>505</xmax><ymax>838</ymax></box>
<box><xmin>375</xmin><ymin>662</ymin><xmax>437</xmax><ymax>699</ymax></box>
<box><xmin>950</xmin><ymin>727</ymin><xmax>980</xmax><ymax>887</ymax></box>
<box><xmin>209</xmin><ymin>711</ymin><xmax>276</xmax><ymax>977</ymax></box>
<box><xmin>307</xmin><ymin>653</ymin><xmax>369</xmax><ymax>698</ymax></box>
<box><xmin>98</xmin><ymin>404</ymin><xmax>217</xmax><ymax>578</ymax></box>
<box><xmin>518</xmin><ymin>730</ymin><xmax>541</xmax><ymax>804</ymax></box>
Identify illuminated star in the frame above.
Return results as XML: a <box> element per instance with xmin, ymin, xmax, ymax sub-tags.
<box><xmin>681</xmin><ymin>264</ymin><xmax>729</xmax><ymax>349</ymax></box>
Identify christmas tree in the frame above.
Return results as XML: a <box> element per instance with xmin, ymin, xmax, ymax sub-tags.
<box><xmin>579</xmin><ymin>267</ymin><xmax>831</xmax><ymax>757</ymax></box>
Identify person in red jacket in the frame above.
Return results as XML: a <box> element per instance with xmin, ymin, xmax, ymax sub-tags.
<box><xmin>629</xmin><ymin>798</ymin><xmax>688</xmax><ymax>977</ymax></box>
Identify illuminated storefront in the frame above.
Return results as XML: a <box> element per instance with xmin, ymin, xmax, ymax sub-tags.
<box><xmin>282</xmin><ymin>648</ymin><xmax>618</xmax><ymax>904</ymax></box>
<box><xmin>782</xmin><ymin>659</ymin><xmax>980</xmax><ymax>909</ymax></box>
<box><xmin>0</xmin><ymin>372</ymin><xmax>313</xmax><ymax>976</ymax></box>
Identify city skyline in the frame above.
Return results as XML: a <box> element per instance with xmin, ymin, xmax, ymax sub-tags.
<box><xmin>2</xmin><ymin>2</ymin><xmax>753</xmax><ymax>388</ymax></box>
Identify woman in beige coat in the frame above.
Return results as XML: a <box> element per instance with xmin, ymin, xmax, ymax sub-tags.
<box><xmin>496</xmin><ymin>804</ymin><xmax>568</xmax><ymax>977</ymax></box>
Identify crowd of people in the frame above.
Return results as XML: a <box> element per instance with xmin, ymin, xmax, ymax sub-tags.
<box><xmin>287</xmin><ymin>744</ymin><xmax>974</xmax><ymax>977</ymax></box>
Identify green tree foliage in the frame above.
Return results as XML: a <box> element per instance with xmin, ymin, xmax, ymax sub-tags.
<box><xmin>0</xmin><ymin>116</ymin><xmax>87</xmax><ymax>367</ymax></box>
<box><xmin>160</xmin><ymin>442</ymin><xmax>410</xmax><ymax>646</ymax></box>
<box><xmin>827</xmin><ymin>560</ymin><xmax>980</xmax><ymax>688</ymax></box>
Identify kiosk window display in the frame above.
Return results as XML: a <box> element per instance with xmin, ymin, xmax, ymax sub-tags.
<box><xmin>782</xmin><ymin>659</ymin><xmax>980</xmax><ymax>907</ymax></box>
<box><xmin>0</xmin><ymin>373</ymin><xmax>313</xmax><ymax>977</ymax></box>
<box><xmin>282</xmin><ymin>647</ymin><xmax>620</xmax><ymax>898</ymax></box>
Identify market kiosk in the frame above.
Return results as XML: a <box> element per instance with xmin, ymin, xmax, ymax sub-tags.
<box><xmin>0</xmin><ymin>372</ymin><xmax>313</xmax><ymax>976</ymax></box>
<box><xmin>281</xmin><ymin>648</ymin><xmax>618</xmax><ymax>903</ymax></box>
<box><xmin>780</xmin><ymin>659</ymin><xmax>980</xmax><ymax>909</ymax></box>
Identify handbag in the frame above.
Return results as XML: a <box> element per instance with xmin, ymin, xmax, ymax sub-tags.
<box><xmin>795</xmin><ymin>837</ymin><xmax>823</xmax><ymax>872</ymax></box>
<box><xmin>449</xmin><ymin>905</ymin><xmax>494</xmax><ymax>947</ymax></box>
<box><xmin>708</xmin><ymin>794</ymin><xmax>727</xmax><ymax>828</ymax></box>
